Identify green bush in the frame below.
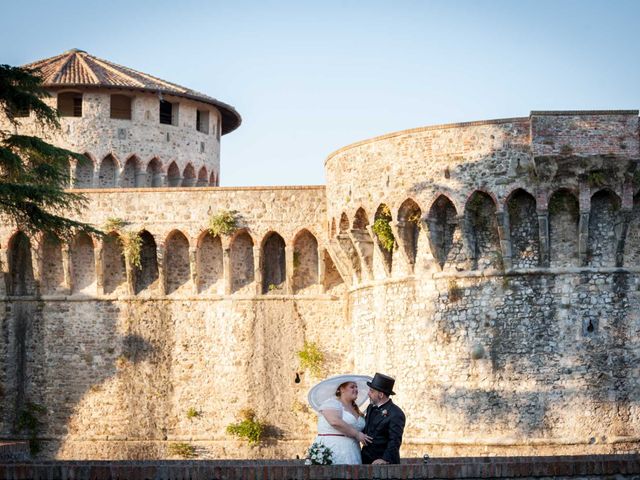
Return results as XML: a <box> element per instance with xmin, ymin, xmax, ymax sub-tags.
<box><xmin>226</xmin><ymin>409</ymin><xmax>265</xmax><ymax>444</ymax></box>
<box><xmin>297</xmin><ymin>341</ymin><xmax>324</xmax><ymax>377</ymax></box>
<box><xmin>208</xmin><ymin>210</ymin><xmax>239</xmax><ymax>237</ymax></box>
<box><xmin>186</xmin><ymin>407</ymin><xmax>200</xmax><ymax>420</ymax></box>
<box><xmin>372</xmin><ymin>206</ymin><xmax>394</xmax><ymax>252</ymax></box>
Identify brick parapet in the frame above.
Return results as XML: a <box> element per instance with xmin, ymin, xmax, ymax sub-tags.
<box><xmin>1</xmin><ymin>455</ymin><xmax>639</xmax><ymax>479</ymax></box>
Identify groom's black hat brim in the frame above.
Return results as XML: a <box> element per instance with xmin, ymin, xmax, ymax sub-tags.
<box><xmin>367</xmin><ymin>373</ymin><xmax>396</xmax><ymax>395</ymax></box>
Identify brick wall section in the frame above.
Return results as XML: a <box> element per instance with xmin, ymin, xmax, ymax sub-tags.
<box><xmin>530</xmin><ymin>111</ymin><xmax>640</xmax><ymax>158</ymax></box>
<box><xmin>1</xmin><ymin>455</ymin><xmax>639</xmax><ymax>479</ymax></box>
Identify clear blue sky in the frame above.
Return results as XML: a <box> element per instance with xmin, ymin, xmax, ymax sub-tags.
<box><xmin>2</xmin><ymin>0</ymin><xmax>639</xmax><ymax>186</ymax></box>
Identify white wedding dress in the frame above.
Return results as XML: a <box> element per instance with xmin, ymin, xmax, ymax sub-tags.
<box><xmin>312</xmin><ymin>398</ymin><xmax>365</xmax><ymax>464</ymax></box>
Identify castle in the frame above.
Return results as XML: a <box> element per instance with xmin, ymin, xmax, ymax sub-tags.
<box><xmin>0</xmin><ymin>49</ymin><xmax>639</xmax><ymax>460</ymax></box>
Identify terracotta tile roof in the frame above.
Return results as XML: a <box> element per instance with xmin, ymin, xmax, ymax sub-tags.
<box><xmin>23</xmin><ymin>49</ymin><xmax>241</xmax><ymax>135</ymax></box>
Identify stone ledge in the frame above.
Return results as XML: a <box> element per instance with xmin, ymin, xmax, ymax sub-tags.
<box><xmin>1</xmin><ymin>454</ymin><xmax>639</xmax><ymax>480</ymax></box>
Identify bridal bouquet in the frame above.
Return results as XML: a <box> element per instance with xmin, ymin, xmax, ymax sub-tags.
<box><xmin>304</xmin><ymin>442</ymin><xmax>334</xmax><ymax>465</ymax></box>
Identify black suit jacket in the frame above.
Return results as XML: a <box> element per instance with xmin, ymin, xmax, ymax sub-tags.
<box><xmin>361</xmin><ymin>399</ymin><xmax>405</xmax><ymax>464</ymax></box>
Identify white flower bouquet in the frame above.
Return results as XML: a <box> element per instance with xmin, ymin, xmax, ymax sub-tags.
<box><xmin>304</xmin><ymin>441</ymin><xmax>334</xmax><ymax>465</ymax></box>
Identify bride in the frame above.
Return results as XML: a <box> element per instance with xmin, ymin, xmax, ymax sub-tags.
<box><xmin>308</xmin><ymin>374</ymin><xmax>372</xmax><ymax>464</ymax></box>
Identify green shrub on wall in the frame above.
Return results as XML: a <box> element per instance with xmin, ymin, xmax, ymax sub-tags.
<box><xmin>208</xmin><ymin>210</ymin><xmax>239</xmax><ymax>237</ymax></box>
<box><xmin>372</xmin><ymin>205</ymin><xmax>395</xmax><ymax>252</ymax></box>
<box><xmin>226</xmin><ymin>409</ymin><xmax>265</xmax><ymax>444</ymax></box>
<box><xmin>297</xmin><ymin>341</ymin><xmax>324</xmax><ymax>377</ymax></box>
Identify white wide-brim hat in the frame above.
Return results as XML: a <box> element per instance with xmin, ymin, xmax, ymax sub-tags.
<box><xmin>308</xmin><ymin>374</ymin><xmax>372</xmax><ymax>412</ymax></box>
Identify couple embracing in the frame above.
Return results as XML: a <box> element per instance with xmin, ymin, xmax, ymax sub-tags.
<box><xmin>308</xmin><ymin>373</ymin><xmax>406</xmax><ymax>465</ymax></box>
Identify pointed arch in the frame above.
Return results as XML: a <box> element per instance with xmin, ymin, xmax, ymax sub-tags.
<box><xmin>507</xmin><ymin>189</ymin><xmax>540</xmax><ymax>269</ymax></box>
<box><xmin>197</xmin><ymin>166</ymin><xmax>208</xmax><ymax>187</ymax></box>
<box><xmin>8</xmin><ymin>231</ymin><xmax>35</xmax><ymax>296</ymax></box>
<box><xmin>165</xmin><ymin>230</ymin><xmax>191</xmax><ymax>294</ymax></box>
<box><xmin>230</xmin><ymin>230</ymin><xmax>255</xmax><ymax>294</ymax></box>
<box><xmin>353</xmin><ymin>208</ymin><xmax>369</xmax><ymax>230</ymax></box>
<box><xmin>102</xmin><ymin>232</ymin><xmax>126</xmax><ymax>295</ymax></box>
<box><xmin>293</xmin><ymin>229</ymin><xmax>318</xmax><ymax>293</ymax></box>
<box><xmin>121</xmin><ymin>155</ymin><xmax>141</xmax><ymax>188</ymax></box>
<box><xmin>146</xmin><ymin>157</ymin><xmax>163</xmax><ymax>187</ymax></box>
<box><xmin>73</xmin><ymin>153</ymin><xmax>94</xmax><ymax>188</ymax></box>
<box><xmin>209</xmin><ymin>171</ymin><xmax>217</xmax><ymax>186</ymax></box>
<box><xmin>197</xmin><ymin>231</ymin><xmax>223</xmax><ymax>294</ymax></box>
<box><xmin>71</xmin><ymin>232</ymin><xmax>96</xmax><ymax>294</ymax></box>
<box><xmin>262</xmin><ymin>232</ymin><xmax>286</xmax><ymax>293</ymax></box>
<box><xmin>167</xmin><ymin>161</ymin><xmax>181</xmax><ymax>187</ymax></box>
<box><xmin>41</xmin><ymin>233</ymin><xmax>65</xmax><ymax>294</ymax></box>
<box><xmin>182</xmin><ymin>163</ymin><xmax>196</xmax><ymax>187</ymax></box>
<box><xmin>464</xmin><ymin>191</ymin><xmax>501</xmax><ymax>270</ymax></box>
<box><xmin>588</xmin><ymin>189</ymin><xmax>622</xmax><ymax>267</ymax></box>
<box><xmin>135</xmin><ymin>230</ymin><xmax>159</xmax><ymax>294</ymax></box>
<box><xmin>549</xmin><ymin>189</ymin><xmax>579</xmax><ymax>268</ymax></box>
<box><xmin>339</xmin><ymin>213</ymin><xmax>350</xmax><ymax>233</ymax></box>
<box><xmin>98</xmin><ymin>154</ymin><xmax>118</xmax><ymax>188</ymax></box>
<box><xmin>397</xmin><ymin>198</ymin><xmax>422</xmax><ymax>267</ymax></box>
<box><xmin>427</xmin><ymin>195</ymin><xmax>463</xmax><ymax>270</ymax></box>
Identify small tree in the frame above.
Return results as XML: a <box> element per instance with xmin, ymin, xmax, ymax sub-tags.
<box><xmin>0</xmin><ymin>64</ymin><xmax>97</xmax><ymax>240</ymax></box>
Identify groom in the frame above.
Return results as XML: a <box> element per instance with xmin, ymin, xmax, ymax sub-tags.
<box><xmin>361</xmin><ymin>373</ymin><xmax>406</xmax><ymax>464</ymax></box>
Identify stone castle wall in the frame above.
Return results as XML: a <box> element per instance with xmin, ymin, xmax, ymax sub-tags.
<box><xmin>2</xmin><ymin>110</ymin><xmax>640</xmax><ymax>459</ymax></box>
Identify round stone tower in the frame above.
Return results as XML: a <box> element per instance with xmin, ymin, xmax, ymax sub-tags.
<box><xmin>15</xmin><ymin>49</ymin><xmax>241</xmax><ymax>188</ymax></box>
<box><xmin>324</xmin><ymin>111</ymin><xmax>640</xmax><ymax>455</ymax></box>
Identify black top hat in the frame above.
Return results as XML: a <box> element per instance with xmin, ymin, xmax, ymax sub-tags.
<box><xmin>366</xmin><ymin>372</ymin><xmax>396</xmax><ymax>395</ymax></box>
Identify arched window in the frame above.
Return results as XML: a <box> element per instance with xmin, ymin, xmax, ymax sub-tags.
<box><xmin>71</xmin><ymin>233</ymin><xmax>96</xmax><ymax>294</ymax></box>
<box><xmin>167</xmin><ymin>162</ymin><xmax>181</xmax><ymax>187</ymax></box>
<box><xmin>507</xmin><ymin>189</ymin><xmax>540</xmax><ymax>269</ymax></box>
<box><xmin>102</xmin><ymin>233</ymin><xmax>126</xmax><ymax>295</ymax></box>
<box><xmin>41</xmin><ymin>233</ymin><xmax>65</xmax><ymax>294</ymax></box>
<box><xmin>98</xmin><ymin>155</ymin><xmax>117</xmax><ymax>188</ymax></box>
<box><xmin>182</xmin><ymin>164</ymin><xmax>196</xmax><ymax>187</ymax></box>
<box><xmin>8</xmin><ymin>231</ymin><xmax>35</xmax><ymax>296</ymax></box>
<box><xmin>135</xmin><ymin>231</ymin><xmax>159</xmax><ymax>294</ymax></box>
<box><xmin>121</xmin><ymin>156</ymin><xmax>140</xmax><ymax>188</ymax></box>
<box><xmin>262</xmin><ymin>232</ymin><xmax>286</xmax><ymax>293</ymax></box>
<box><xmin>198</xmin><ymin>232</ymin><xmax>223</xmax><ymax>294</ymax></box>
<box><xmin>292</xmin><ymin>230</ymin><xmax>318</xmax><ymax>293</ymax></box>
<box><xmin>549</xmin><ymin>189</ymin><xmax>579</xmax><ymax>268</ymax></box>
<box><xmin>165</xmin><ymin>230</ymin><xmax>191</xmax><ymax>294</ymax></box>
<box><xmin>588</xmin><ymin>190</ymin><xmax>621</xmax><ymax>267</ymax></box>
<box><xmin>146</xmin><ymin>158</ymin><xmax>163</xmax><ymax>187</ymax></box>
<box><xmin>397</xmin><ymin>199</ymin><xmax>422</xmax><ymax>267</ymax></box>
<box><xmin>74</xmin><ymin>154</ymin><xmax>94</xmax><ymax>188</ymax></box>
<box><xmin>197</xmin><ymin>166</ymin><xmax>208</xmax><ymax>187</ymax></box>
<box><xmin>230</xmin><ymin>231</ymin><xmax>255</xmax><ymax>294</ymax></box>
<box><xmin>464</xmin><ymin>191</ymin><xmax>500</xmax><ymax>270</ymax></box>
<box><xmin>427</xmin><ymin>195</ymin><xmax>463</xmax><ymax>270</ymax></box>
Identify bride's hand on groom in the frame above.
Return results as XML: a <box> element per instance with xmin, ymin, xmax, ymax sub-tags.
<box><xmin>357</xmin><ymin>432</ymin><xmax>372</xmax><ymax>445</ymax></box>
